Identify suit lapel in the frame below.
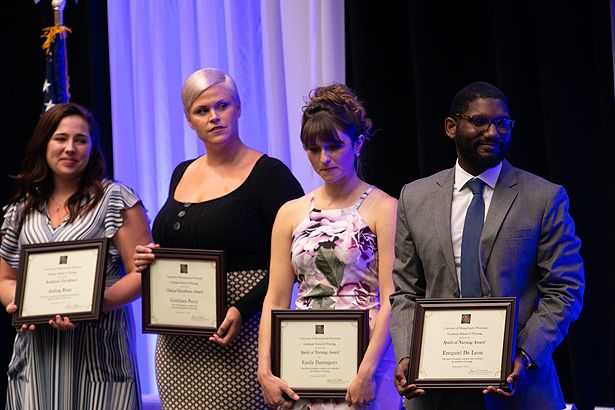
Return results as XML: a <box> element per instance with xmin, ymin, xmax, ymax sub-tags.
<box><xmin>433</xmin><ymin>167</ymin><xmax>458</xmax><ymax>286</ymax></box>
<box><xmin>480</xmin><ymin>161</ymin><xmax>518</xmax><ymax>276</ymax></box>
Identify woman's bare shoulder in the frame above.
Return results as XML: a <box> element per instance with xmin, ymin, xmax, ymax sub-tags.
<box><xmin>359</xmin><ymin>187</ymin><xmax>398</xmax><ymax>230</ymax></box>
<box><xmin>366</xmin><ymin>187</ymin><xmax>398</xmax><ymax>210</ymax></box>
<box><xmin>275</xmin><ymin>193</ymin><xmax>312</xmax><ymax>231</ymax></box>
<box><xmin>278</xmin><ymin>194</ymin><xmax>311</xmax><ymax>217</ymax></box>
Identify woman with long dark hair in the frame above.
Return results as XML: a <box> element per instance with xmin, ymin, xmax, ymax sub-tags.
<box><xmin>0</xmin><ymin>103</ymin><xmax>151</xmax><ymax>410</ymax></box>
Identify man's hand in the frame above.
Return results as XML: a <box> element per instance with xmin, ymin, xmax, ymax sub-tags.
<box><xmin>393</xmin><ymin>357</ymin><xmax>425</xmax><ymax>399</ymax></box>
<box><xmin>483</xmin><ymin>352</ymin><xmax>526</xmax><ymax>397</ymax></box>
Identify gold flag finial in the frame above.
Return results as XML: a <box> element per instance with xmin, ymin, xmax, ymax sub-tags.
<box><xmin>52</xmin><ymin>0</ymin><xmax>66</xmax><ymax>25</ymax></box>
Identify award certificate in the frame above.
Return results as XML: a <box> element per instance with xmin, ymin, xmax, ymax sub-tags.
<box><xmin>142</xmin><ymin>248</ymin><xmax>226</xmax><ymax>336</ymax></box>
<box><xmin>271</xmin><ymin>310</ymin><xmax>369</xmax><ymax>398</ymax></box>
<box><xmin>409</xmin><ymin>297</ymin><xmax>517</xmax><ymax>389</ymax></box>
<box><xmin>13</xmin><ymin>239</ymin><xmax>108</xmax><ymax>326</ymax></box>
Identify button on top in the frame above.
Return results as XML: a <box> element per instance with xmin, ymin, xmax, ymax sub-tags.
<box><xmin>178</xmin><ymin>210</ymin><xmax>186</xmax><ymax>218</ymax></box>
<box><xmin>173</xmin><ymin>222</ymin><xmax>181</xmax><ymax>231</ymax></box>
<box><xmin>183</xmin><ymin>203</ymin><xmax>191</xmax><ymax>208</ymax></box>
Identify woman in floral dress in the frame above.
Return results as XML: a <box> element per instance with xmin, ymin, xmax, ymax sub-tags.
<box><xmin>258</xmin><ymin>84</ymin><xmax>401</xmax><ymax>409</ymax></box>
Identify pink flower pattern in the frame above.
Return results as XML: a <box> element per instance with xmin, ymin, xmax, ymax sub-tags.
<box><xmin>289</xmin><ymin>188</ymin><xmax>384</xmax><ymax>410</ymax></box>
<box><xmin>291</xmin><ymin>189</ymin><xmax>379</xmax><ymax>312</ymax></box>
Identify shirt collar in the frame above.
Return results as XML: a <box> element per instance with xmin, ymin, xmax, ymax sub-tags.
<box><xmin>454</xmin><ymin>160</ymin><xmax>502</xmax><ymax>192</ymax></box>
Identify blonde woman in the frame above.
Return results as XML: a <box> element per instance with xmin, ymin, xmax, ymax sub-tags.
<box><xmin>134</xmin><ymin>68</ymin><xmax>303</xmax><ymax>409</ymax></box>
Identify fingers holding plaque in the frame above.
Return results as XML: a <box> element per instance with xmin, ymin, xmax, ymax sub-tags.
<box><xmin>271</xmin><ymin>310</ymin><xmax>369</xmax><ymax>399</ymax></box>
<box><xmin>142</xmin><ymin>248</ymin><xmax>226</xmax><ymax>337</ymax></box>
<box><xmin>13</xmin><ymin>239</ymin><xmax>109</xmax><ymax>327</ymax></box>
<box><xmin>409</xmin><ymin>297</ymin><xmax>517</xmax><ymax>390</ymax></box>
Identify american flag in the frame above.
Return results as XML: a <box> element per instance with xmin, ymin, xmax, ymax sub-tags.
<box><xmin>41</xmin><ymin>25</ymin><xmax>71</xmax><ymax>112</ymax></box>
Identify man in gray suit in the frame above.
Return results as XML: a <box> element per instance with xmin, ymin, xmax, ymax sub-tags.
<box><xmin>390</xmin><ymin>81</ymin><xmax>584</xmax><ymax>410</ymax></box>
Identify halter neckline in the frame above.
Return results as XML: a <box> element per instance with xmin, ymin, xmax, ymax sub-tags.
<box><xmin>309</xmin><ymin>185</ymin><xmax>375</xmax><ymax>211</ymax></box>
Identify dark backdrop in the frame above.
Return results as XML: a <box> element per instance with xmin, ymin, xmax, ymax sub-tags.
<box><xmin>1</xmin><ymin>0</ymin><xmax>112</xmax><ymax>205</ymax></box>
<box><xmin>345</xmin><ymin>1</ymin><xmax>615</xmax><ymax>409</ymax></box>
<box><xmin>0</xmin><ymin>2</ymin><xmax>111</xmax><ymax>408</ymax></box>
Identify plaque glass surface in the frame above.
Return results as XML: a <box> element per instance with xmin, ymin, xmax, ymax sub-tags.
<box><xmin>142</xmin><ymin>248</ymin><xmax>226</xmax><ymax>336</ymax></box>
<box><xmin>13</xmin><ymin>239</ymin><xmax>109</xmax><ymax>326</ymax></box>
<box><xmin>409</xmin><ymin>297</ymin><xmax>517</xmax><ymax>389</ymax></box>
<box><xmin>271</xmin><ymin>309</ymin><xmax>369</xmax><ymax>398</ymax></box>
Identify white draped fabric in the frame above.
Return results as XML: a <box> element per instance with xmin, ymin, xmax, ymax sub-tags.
<box><xmin>107</xmin><ymin>0</ymin><xmax>345</xmax><ymax>395</ymax></box>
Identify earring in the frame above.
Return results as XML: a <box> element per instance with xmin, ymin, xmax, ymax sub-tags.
<box><xmin>355</xmin><ymin>151</ymin><xmax>360</xmax><ymax>157</ymax></box>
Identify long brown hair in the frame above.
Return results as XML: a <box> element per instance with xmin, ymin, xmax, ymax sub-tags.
<box><xmin>11</xmin><ymin>103</ymin><xmax>107</xmax><ymax>226</ymax></box>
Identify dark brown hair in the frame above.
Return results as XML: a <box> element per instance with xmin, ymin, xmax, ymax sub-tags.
<box><xmin>300</xmin><ymin>83</ymin><xmax>373</xmax><ymax>150</ymax></box>
<box><xmin>11</xmin><ymin>103</ymin><xmax>107</xmax><ymax>225</ymax></box>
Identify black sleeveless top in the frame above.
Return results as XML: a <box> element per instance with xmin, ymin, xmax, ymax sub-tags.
<box><xmin>152</xmin><ymin>155</ymin><xmax>303</xmax><ymax>319</ymax></box>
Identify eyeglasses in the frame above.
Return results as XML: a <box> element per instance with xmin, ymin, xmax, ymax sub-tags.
<box><xmin>453</xmin><ymin>114</ymin><xmax>515</xmax><ymax>134</ymax></box>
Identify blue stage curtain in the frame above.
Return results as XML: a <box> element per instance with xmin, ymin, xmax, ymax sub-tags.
<box><xmin>106</xmin><ymin>0</ymin><xmax>345</xmax><ymax>396</ymax></box>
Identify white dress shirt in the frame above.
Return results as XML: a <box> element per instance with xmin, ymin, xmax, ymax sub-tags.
<box><xmin>451</xmin><ymin>160</ymin><xmax>502</xmax><ymax>286</ymax></box>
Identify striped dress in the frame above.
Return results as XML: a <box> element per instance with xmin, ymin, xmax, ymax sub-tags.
<box><xmin>0</xmin><ymin>181</ymin><xmax>142</xmax><ymax>410</ymax></box>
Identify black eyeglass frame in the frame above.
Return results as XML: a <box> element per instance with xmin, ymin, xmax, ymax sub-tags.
<box><xmin>453</xmin><ymin>113</ymin><xmax>515</xmax><ymax>133</ymax></box>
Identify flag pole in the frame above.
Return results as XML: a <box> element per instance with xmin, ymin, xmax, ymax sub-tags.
<box><xmin>53</xmin><ymin>0</ymin><xmax>66</xmax><ymax>26</ymax></box>
<box><xmin>41</xmin><ymin>0</ymin><xmax>71</xmax><ymax>111</ymax></box>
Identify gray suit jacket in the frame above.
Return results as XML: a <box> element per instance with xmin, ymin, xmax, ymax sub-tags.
<box><xmin>390</xmin><ymin>161</ymin><xmax>584</xmax><ymax>410</ymax></box>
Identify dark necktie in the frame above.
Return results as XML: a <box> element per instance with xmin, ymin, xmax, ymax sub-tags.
<box><xmin>460</xmin><ymin>178</ymin><xmax>485</xmax><ymax>297</ymax></box>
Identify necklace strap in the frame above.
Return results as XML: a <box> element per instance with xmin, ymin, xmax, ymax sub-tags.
<box><xmin>49</xmin><ymin>196</ymin><xmax>68</xmax><ymax>213</ymax></box>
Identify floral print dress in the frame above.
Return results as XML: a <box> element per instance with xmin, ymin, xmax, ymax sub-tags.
<box><xmin>290</xmin><ymin>186</ymin><xmax>400</xmax><ymax>410</ymax></box>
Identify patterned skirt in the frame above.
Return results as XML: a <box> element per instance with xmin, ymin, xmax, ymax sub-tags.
<box><xmin>156</xmin><ymin>269</ymin><xmax>268</xmax><ymax>410</ymax></box>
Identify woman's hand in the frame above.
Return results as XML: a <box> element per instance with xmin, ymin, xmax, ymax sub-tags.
<box><xmin>259</xmin><ymin>372</ymin><xmax>299</xmax><ymax>409</ymax></box>
<box><xmin>133</xmin><ymin>243</ymin><xmax>159</xmax><ymax>272</ymax></box>
<box><xmin>5</xmin><ymin>301</ymin><xmax>17</xmax><ymax>315</ymax></box>
<box><xmin>345</xmin><ymin>370</ymin><xmax>376</xmax><ymax>408</ymax></box>
<box><xmin>5</xmin><ymin>302</ymin><xmax>35</xmax><ymax>332</ymax></box>
<box><xmin>209</xmin><ymin>306</ymin><xmax>242</xmax><ymax>347</ymax></box>
<box><xmin>6</xmin><ymin>304</ymin><xmax>74</xmax><ymax>332</ymax></box>
<box><xmin>48</xmin><ymin>314</ymin><xmax>77</xmax><ymax>331</ymax></box>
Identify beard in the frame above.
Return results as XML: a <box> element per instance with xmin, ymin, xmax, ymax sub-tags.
<box><xmin>454</xmin><ymin>129</ymin><xmax>510</xmax><ymax>172</ymax></box>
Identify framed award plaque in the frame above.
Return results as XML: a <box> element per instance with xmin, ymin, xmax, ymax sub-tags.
<box><xmin>409</xmin><ymin>297</ymin><xmax>517</xmax><ymax>389</ymax></box>
<box><xmin>271</xmin><ymin>309</ymin><xmax>369</xmax><ymax>398</ymax></box>
<box><xmin>142</xmin><ymin>248</ymin><xmax>226</xmax><ymax>337</ymax></box>
<box><xmin>13</xmin><ymin>238</ymin><xmax>109</xmax><ymax>326</ymax></box>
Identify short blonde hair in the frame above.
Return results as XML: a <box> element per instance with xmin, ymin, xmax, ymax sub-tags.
<box><xmin>181</xmin><ymin>68</ymin><xmax>240</xmax><ymax>114</ymax></box>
